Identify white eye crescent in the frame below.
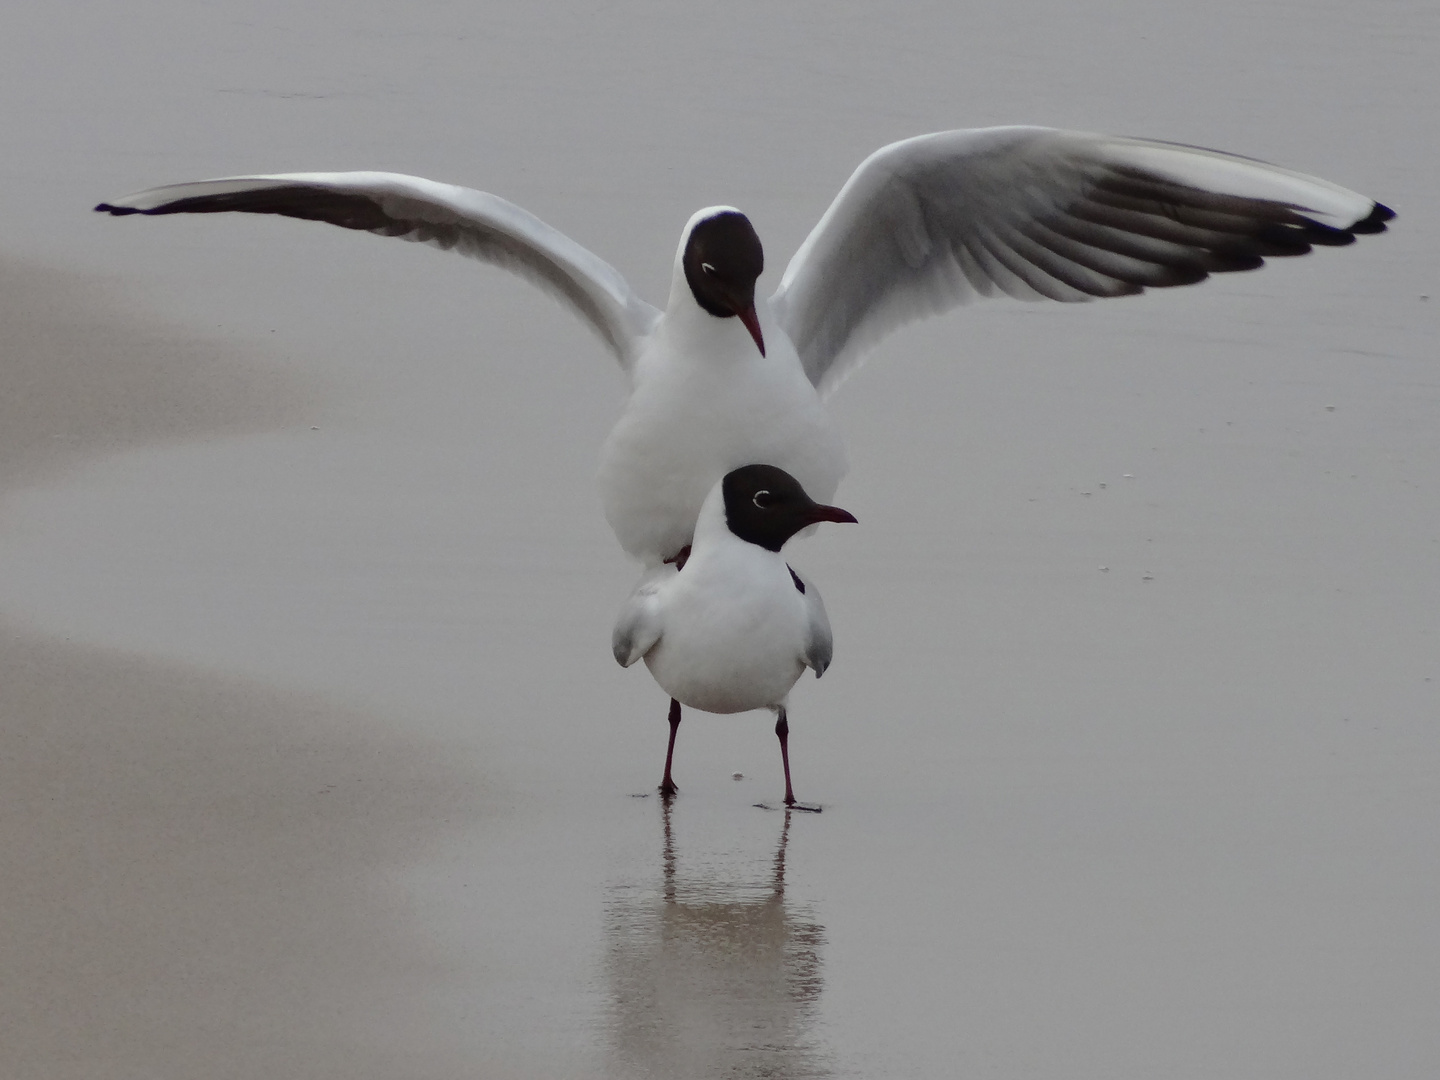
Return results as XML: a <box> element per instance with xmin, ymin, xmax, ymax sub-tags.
<box><xmin>701</xmin><ymin>262</ymin><xmax>717</xmax><ymax>275</ymax></box>
<box><xmin>752</xmin><ymin>489</ymin><xmax>771</xmax><ymax>509</ymax></box>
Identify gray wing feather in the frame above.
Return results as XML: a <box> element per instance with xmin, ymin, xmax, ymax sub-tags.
<box><xmin>96</xmin><ymin>172</ymin><xmax>662</xmax><ymax>369</ymax></box>
<box><xmin>771</xmin><ymin>127</ymin><xmax>1393</xmax><ymax>395</ymax></box>
<box><xmin>792</xmin><ymin>568</ymin><xmax>834</xmax><ymax>678</ymax></box>
<box><xmin>612</xmin><ymin>571</ymin><xmax>667</xmax><ymax>668</ymax></box>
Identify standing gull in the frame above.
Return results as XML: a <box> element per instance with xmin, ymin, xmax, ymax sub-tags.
<box><xmin>97</xmin><ymin>126</ymin><xmax>1393</xmax><ymax>564</ymax></box>
<box><xmin>612</xmin><ymin>465</ymin><xmax>856</xmax><ymax>807</ymax></box>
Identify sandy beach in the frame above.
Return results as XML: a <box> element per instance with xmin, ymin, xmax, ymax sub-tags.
<box><xmin>2</xmin><ymin>1</ymin><xmax>1437</xmax><ymax>1077</ymax></box>
<box><xmin>0</xmin><ymin>259</ymin><xmax>514</xmax><ymax>1078</ymax></box>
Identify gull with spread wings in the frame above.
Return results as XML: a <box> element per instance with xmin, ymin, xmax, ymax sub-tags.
<box><xmin>98</xmin><ymin>126</ymin><xmax>1392</xmax><ymax>565</ymax></box>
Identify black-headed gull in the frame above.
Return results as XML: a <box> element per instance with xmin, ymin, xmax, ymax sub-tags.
<box><xmin>96</xmin><ymin>127</ymin><xmax>1392</xmax><ymax>564</ymax></box>
<box><xmin>612</xmin><ymin>464</ymin><xmax>856</xmax><ymax>807</ymax></box>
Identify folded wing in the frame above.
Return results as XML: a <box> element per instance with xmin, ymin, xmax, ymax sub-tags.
<box><xmin>791</xmin><ymin>566</ymin><xmax>834</xmax><ymax>678</ymax></box>
<box><xmin>97</xmin><ymin>172</ymin><xmax>661</xmax><ymax>368</ymax></box>
<box><xmin>612</xmin><ymin>569</ymin><xmax>669</xmax><ymax>668</ymax></box>
<box><xmin>771</xmin><ymin>127</ymin><xmax>1394</xmax><ymax>395</ymax></box>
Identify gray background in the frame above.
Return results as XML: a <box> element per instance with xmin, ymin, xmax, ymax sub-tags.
<box><xmin>1</xmin><ymin>2</ymin><xmax>1435</xmax><ymax>1077</ymax></box>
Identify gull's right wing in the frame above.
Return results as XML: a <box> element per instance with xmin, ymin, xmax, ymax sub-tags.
<box><xmin>97</xmin><ymin>172</ymin><xmax>662</xmax><ymax>369</ymax></box>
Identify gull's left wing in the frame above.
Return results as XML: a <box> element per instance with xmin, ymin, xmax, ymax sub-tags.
<box><xmin>97</xmin><ymin>172</ymin><xmax>662</xmax><ymax>369</ymax></box>
<box><xmin>770</xmin><ymin>127</ymin><xmax>1394</xmax><ymax>396</ymax></box>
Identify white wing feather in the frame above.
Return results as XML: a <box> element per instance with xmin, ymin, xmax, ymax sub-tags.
<box><xmin>771</xmin><ymin>127</ymin><xmax>1393</xmax><ymax>395</ymax></box>
<box><xmin>611</xmin><ymin>569</ymin><xmax>668</xmax><ymax>668</ymax></box>
<box><xmin>97</xmin><ymin>172</ymin><xmax>661</xmax><ymax>368</ymax></box>
<box><xmin>789</xmin><ymin>566</ymin><xmax>834</xmax><ymax>678</ymax></box>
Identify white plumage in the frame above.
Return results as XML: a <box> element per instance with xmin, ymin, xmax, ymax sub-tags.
<box><xmin>612</xmin><ymin>482</ymin><xmax>834</xmax><ymax>715</ymax></box>
<box><xmin>97</xmin><ymin>127</ymin><xmax>1392</xmax><ymax>565</ymax></box>
<box><xmin>610</xmin><ymin>465</ymin><xmax>855</xmax><ymax>806</ymax></box>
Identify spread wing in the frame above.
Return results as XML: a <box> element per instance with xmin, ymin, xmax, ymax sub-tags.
<box><xmin>96</xmin><ymin>172</ymin><xmax>662</xmax><ymax>369</ymax></box>
<box><xmin>771</xmin><ymin>127</ymin><xmax>1394</xmax><ymax>395</ymax></box>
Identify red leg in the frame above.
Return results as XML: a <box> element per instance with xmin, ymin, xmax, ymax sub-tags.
<box><xmin>662</xmin><ymin>544</ymin><xmax>692</xmax><ymax>571</ymax></box>
<box><xmin>660</xmin><ymin>698</ymin><xmax>682</xmax><ymax>798</ymax></box>
<box><xmin>775</xmin><ymin>707</ymin><xmax>796</xmax><ymax>807</ymax></box>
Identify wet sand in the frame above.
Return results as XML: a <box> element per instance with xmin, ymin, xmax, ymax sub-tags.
<box><xmin>0</xmin><ymin>258</ymin><xmax>317</xmax><ymax>489</ymax></box>
<box><xmin>0</xmin><ymin>261</ymin><xmax>507</xmax><ymax>1079</ymax></box>
<box><xmin>0</xmin><ymin>625</ymin><xmax>501</xmax><ymax>1080</ymax></box>
<box><xmin>2</xmin><ymin>1</ymin><xmax>1438</xmax><ymax>1077</ymax></box>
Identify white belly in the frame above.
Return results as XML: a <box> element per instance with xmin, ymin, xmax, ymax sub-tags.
<box><xmin>641</xmin><ymin>556</ymin><xmax>810</xmax><ymax>714</ymax></box>
<box><xmin>597</xmin><ymin>326</ymin><xmax>847</xmax><ymax>563</ymax></box>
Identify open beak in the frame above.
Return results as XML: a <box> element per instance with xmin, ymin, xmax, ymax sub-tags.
<box><xmin>804</xmin><ymin>504</ymin><xmax>858</xmax><ymax>525</ymax></box>
<box><xmin>737</xmin><ymin>303</ymin><xmax>766</xmax><ymax>357</ymax></box>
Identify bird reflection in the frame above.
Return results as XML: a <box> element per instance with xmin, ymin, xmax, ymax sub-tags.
<box><xmin>604</xmin><ymin>802</ymin><xmax>830</xmax><ymax>1079</ymax></box>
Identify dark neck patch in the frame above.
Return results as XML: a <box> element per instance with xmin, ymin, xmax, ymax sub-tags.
<box><xmin>683</xmin><ymin>211</ymin><xmax>764</xmax><ymax>319</ymax></box>
<box><xmin>788</xmin><ymin>566</ymin><xmax>805</xmax><ymax>594</ymax></box>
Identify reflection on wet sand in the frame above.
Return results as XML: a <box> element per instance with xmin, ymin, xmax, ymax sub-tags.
<box><xmin>604</xmin><ymin>802</ymin><xmax>830</xmax><ymax>1079</ymax></box>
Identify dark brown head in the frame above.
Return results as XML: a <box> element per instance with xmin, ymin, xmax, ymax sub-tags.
<box><xmin>683</xmin><ymin>210</ymin><xmax>766</xmax><ymax>356</ymax></box>
<box><xmin>721</xmin><ymin>465</ymin><xmax>856</xmax><ymax>552</ymax></box>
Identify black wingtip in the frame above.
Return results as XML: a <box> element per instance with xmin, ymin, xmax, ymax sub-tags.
<box><xmin>1350</xmin><ymin>202</ymin><xmax>1395</xmax><ymax>235</ymax></box>
<box><xmin>1303</xmin><ymin>220</ymin><xmax>1359</xmax><ymax>248</ymax></box>
<box><xmin>95</xmin><ymin>202</ymin><xmax>141</xmax><ymax>216</ymax></box>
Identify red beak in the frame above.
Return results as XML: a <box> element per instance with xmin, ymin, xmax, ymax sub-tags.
<box><xmin>737</xmin><ymin>303</ymin><xmax>766</xmax><ymax>357</ymax></box>
<box><xmin>805</xmin><ymin>504</ymin><xmax>858</xmax><ymax>525</ymax></box>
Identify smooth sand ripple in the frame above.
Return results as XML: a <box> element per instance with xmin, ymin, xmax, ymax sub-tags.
<box><xmin>0</xmin><ymin>258</ymin><xmax>500</xmax><ymax>1079</ymax></box>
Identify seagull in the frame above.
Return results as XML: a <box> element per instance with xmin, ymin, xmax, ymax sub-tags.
<box><xmin>611</xmin><ymin>464</ymin><xmax>857</xmax><ymax>807</ymax></box>
<box><xmin>96</xmin><ymin>126</ymin><xmax>1393</xmax><ymax>564</ymax></box>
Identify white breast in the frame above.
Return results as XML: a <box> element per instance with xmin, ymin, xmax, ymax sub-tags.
<box><xmin>597</xmin><ymin>301</ymin><xmax>847</xmax><ymax>563</ymax></box>
<box><xmin>641</xmin><ymin>540</ymin><xmax>812</xmax><ymax>714</ymax></box>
